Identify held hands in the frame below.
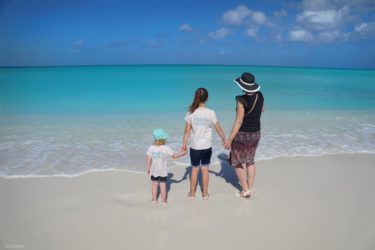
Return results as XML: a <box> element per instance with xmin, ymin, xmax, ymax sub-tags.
<box><xmin>223</xmin><ymin>139</ymin><xmax>232</xmax><ymax>150</ymax></box>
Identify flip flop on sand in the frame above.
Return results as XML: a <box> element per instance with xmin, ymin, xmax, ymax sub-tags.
<box><xmin>235</xmin><ymin>190</ymin><xmax>252</xmax><ymax>198</ymax></box>
<box><xmin>202</xmin><ymin>194</ymin><xmax>209</xmax><ymax>200</ymax></box>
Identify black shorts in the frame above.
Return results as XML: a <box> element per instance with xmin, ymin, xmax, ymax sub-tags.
<box><xmin>190</xmin><ymin>147</ymin><xmax>212</xmax><ymax>167</ymax></box>
<box><xmin>151</xmin><ymin>175</ymin><xmax>167</xmax><ymax>182</ymax></box>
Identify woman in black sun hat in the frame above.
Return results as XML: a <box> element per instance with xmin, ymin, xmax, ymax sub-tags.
<box><xmin>224</xmin><ymin>72</ymin><xmax>264</xmax><ymax>198</ymax></box>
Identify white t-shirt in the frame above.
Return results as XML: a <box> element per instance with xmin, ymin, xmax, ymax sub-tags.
<box><xmin>185</xmin><ymin>107</ymin><xmax>218</xmax><ymax>150</ymax></box>
<box><xmin>146</xmin><ymin>145</ymin><xmax>174</xmax><ymax>177</ymax></box>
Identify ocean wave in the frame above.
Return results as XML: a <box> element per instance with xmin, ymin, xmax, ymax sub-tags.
<box><xmin>1</xmin><ymin>111</ymin><xmax>375</xmax><ymax>178</ymax></box>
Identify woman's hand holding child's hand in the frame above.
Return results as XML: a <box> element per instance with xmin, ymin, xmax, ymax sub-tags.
<box><xmin>224</xmin><ymin>139</ymin><xmax>231</xmax><ymax>150</ymax></box>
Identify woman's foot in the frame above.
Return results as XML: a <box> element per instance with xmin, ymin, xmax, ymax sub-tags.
<box><xmin>152</xmin><ymin>200</ymin><xmax>157</xmax><ymax>204</ymax></box>
<box><xmin>202</xmin><ymin>193</ymin><xmax>209</xmax><ymax>200</ymax></box>
<box><xmin>234</xmin><ymin>190</ymin><xmax>251</xmax><ymax>198</ymax></box>
<box><xmin>241</xmin><ymin>190</ymin><xmax>251</xmax><ymax>198</ymax></box>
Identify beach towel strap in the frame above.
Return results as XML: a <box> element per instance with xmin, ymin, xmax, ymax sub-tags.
<box><xmin>244</xmin><ymin>94</ymin><xmax>258</xmax><ymax>116</ymax></box>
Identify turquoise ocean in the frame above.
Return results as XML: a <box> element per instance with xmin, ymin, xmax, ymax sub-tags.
<box><xmin>1</xmin><ymin>65</ymin><xmax>375</xmax><ymax>177</ymax></box>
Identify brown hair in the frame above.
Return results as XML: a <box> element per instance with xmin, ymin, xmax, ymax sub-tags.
<box><xmin>154</xmin><ymin>139</ymin><xmax>166</xmax><ymax>145</ymax></box>
<box><xmin>188</xmin><ymin>88</ymin><xmax>208</xmax><ymax>113</ymax></box>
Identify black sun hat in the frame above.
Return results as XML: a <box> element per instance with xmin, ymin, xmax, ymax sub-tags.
<box><xmin>234</xmin><ymin>72</ymin><xmax>261</xmax><ymax>93</ymax></box>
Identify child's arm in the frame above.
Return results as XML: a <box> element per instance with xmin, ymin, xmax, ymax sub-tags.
<box><xmin>213</xmin><ymin>121</ymin><xmax>226</xmax><ymax>144</ymax></box>
<box><xmin>146</xmin><ymin>155</ymin><xmax>152</xmax><ymax>175</ymax></box>
<box><xmin>171</xmin><ymin>150</ymin><xmax>187</xmax><ymax>159</ymax></box>
<box><xmin>182</xmin><ymin>122</ymin><xmax>191</xmax><ymax>150</ymax></box>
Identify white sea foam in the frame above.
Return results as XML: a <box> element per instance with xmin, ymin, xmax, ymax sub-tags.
<box><xmin>0</xmin><ymin>111</ymin><xmax>375</xmax><ymax>178</ymax></box>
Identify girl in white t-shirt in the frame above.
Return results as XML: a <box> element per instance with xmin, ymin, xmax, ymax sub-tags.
<box><xmin>182</xmin><ymin>88</ymin><xmax>227</xmax><ymax>200</ymax></box>
<box><xmin>146</xmin><ymin>128</ymin><xmax>186</xmax><ymax>205</ymax></box>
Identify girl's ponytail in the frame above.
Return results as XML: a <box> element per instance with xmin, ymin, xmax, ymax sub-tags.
<box><xmin>188</xmin><ymin>88</ymin><xmax>208</xmax><ymax>113</ymax></box>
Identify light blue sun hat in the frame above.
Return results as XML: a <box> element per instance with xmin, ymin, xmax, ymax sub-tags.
<box><xmin>153</xmin><ymin>128</ymin><xmax>168</xmax><ymax>140</ymax></box>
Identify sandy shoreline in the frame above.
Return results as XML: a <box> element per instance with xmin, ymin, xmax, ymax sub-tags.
<box><xmin>1</xmin><ymin>153</ymin><xmax>375</xmax><ymax>250</ymax></box>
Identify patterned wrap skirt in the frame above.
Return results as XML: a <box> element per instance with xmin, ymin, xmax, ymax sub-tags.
<box><xmin>229</xmin><ymin>131</ymin><xmax>261</xmax><ymax>166</ymax></box>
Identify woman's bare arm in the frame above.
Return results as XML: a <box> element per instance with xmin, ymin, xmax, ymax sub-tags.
<box><xmin>226</xmin><ymin>101</ymin><xmax>245</xmax><ymax>147</ymax></box>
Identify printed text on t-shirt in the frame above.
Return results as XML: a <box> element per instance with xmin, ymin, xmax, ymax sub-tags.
<box><xmin>193</xmin><ymin>117</ymin><xmax>211</xmax><ymax>126</ymax></box>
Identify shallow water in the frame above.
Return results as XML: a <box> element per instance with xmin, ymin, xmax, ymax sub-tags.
<box><xmin>1</xmin><ymin>65</ymin><xmax>375</xmax><ymax>177</ymax></box>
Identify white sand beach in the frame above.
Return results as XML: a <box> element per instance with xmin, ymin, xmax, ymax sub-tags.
<box><xmin>1</xmin><ymin>153</ymin><xmax>375</xmax><ymax>250</ymax></box>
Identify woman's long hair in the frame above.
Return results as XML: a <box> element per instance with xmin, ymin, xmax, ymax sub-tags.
<box><xmin>188</xmin><ymin>88</ymin><xmax>208</xmax><ymax>113</ymax></box>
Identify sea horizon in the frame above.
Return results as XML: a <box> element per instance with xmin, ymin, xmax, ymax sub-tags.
<box><xmin>1</xmin><ymin>63</ymin><xmax>375</xmax><ymax>71</ymax></box>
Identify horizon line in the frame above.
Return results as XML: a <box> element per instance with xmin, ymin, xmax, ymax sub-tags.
<box><xmin>0</xmin><ymin>63</ymin><xmax>374</xmax><ymax>71</ymax></box>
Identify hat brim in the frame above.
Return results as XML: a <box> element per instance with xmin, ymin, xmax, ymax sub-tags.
<box><xmin>234</xmin><ymin>78</ymin><xmax>260</xmax><ymax>93</ymax></box>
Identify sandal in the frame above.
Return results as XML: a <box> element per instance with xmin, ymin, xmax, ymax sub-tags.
<box><xmin>202</xmin><ymin>193</ymin><xmax>209</xmax><ymax>200</ymax></box>
<box><xmin>234</xmin><ymin>190</ymin><xmax>251</xmax><ymax>198</ymax></box>
<box><xmin>241</xmin><ymin>190</ymin><xmax>251</xmax><ymax>198</ymax></box>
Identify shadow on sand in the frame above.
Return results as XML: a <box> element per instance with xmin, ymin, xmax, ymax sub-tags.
<box><xmin>209</xmin><ymin>153</ymin><xmax>241</xmax><ymax>191</ymax></box>
<box><xmin>167</xmin><ymin>166</ymin><xmax>191</xmax><ymax>194</ymax></box>
<box><xmin>164</xmin><ymin>153</ymin><xmax>241</xmax><ymax>197</ymax></box>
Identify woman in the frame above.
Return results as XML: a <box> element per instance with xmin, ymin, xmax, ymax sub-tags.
<box><xmin>182</xmin><ymin>88</ymin><xmax>226</xmax><ymax>200</ymax></box>
<box><xmin>225</xmin><ymin>72</ymin><xmax>264</xmax><ymax>198</ymax></box>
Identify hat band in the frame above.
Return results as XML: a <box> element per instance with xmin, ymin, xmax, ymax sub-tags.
<box><xmin>240</xmin><ymin>78</ymin><xmax>256</xmax><ymax>86</ymax></box>
<box><xmin>234</xmin><ymin>80</ymin><xmax>260</xmax><ymax>92</ymax></box>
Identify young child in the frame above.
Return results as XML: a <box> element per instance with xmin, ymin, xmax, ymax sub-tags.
<box><xmin>146</xmin><ymin>128</ymin><xmax>186</xmax><ymax>205</ymax></box>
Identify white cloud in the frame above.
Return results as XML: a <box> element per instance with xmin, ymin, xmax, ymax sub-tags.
<box><xmin>296</xmin><ymin>7</ymin><xmax>348</xmax><ymax>30</ymax></box>
<box><xmin>353</xmin><ymin>22</ymin><xmax>375</xmax><ymax>39</ymax></box>
<box><xmin>209</xmin><ymin>28</ymin><xmax>231</xmax><ymax>40</ymax></box>
<box><xmin>289</xmin><ymin>29</ymin><xmax>314</xmax><ymax>42</ymax></box>
<box><xmin>251</xmin><ymin>11</ymin><xmax>267</xmax><ymax>24</ymax></box>
<box><xmin>291</xmin><ymin>1</ymin><xmax>355</xmax><ymax>43</ymax></box>
<box><xmin>179</xmin><ymin>23</ymin><xmax>193</xmax><ymax>32</ymax></box>
<box><xmin>318</xmin><ymin>30</ymin><xmax>349</xmax><ymax>42</ymax></box>
<box><xmin>355</xmin><ymin>22</ymin><xmax>368</xmax><ymax>32</ymax></box>
<box><xmin>244</xmin><ymin>27</ymin><xmax>258</xmax><ymax>38</ymax></box>
<box><xmin>221</xmin><ymin>5</ymin><xmax>269</xmax><ymax>27</ymax></box>
<box><xmin>221</xmin><ymin>5</ymin><xmax>251</xmax><ymax>26</ymax></box>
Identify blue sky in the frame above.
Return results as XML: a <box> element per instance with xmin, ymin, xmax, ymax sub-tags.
<box><xmin>0</xmin><ymin>0</ymin><xmax>374</xmax><ymax>68</ymax></box>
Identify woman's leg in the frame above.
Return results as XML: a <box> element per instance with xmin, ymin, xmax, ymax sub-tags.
<box><xmin>159</xmin><ymin>181</ymin><xmax>167</xmax><ymax>203</ymax></box>
<box><xmin>189</xmin><ymin>167</ymin><xmax>199</xmax><ymax>197</ymax></box>
<box><xmin>151</xmin><ymin>181</ymin><xmax>158</xmax><ymax>202</ymax></box>
<box><xmin>246</xmin><ymin>164</ymin><xmax>256</xmax><ymax>190</ymax></box>
<box><xmin>234</xmin><ymin>164</ymin><xmax>250</xmax><ymax>194</ymax></box>
<box><xmin>201</xmin><ymin>166</ymin><xmax>209</xmax><ymax>198</ymax></box>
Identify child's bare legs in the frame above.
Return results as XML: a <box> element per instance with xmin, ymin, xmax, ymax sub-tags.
<box><xmin>151</xmin><ymin>181</ymin><xmax>158</xmax><ymax>202</ymax></box>
<box><xmin>159</xmin><ymin>181</ymin><xmax>167</xmax><ymax>203</ymax></box>
<box><xmin>189</xmin><ymin>167</ymin><xmax>199</xmax><ymax>197</ymax></box>
<box><xmin>246</xmin><ymin>164</ymin><xmax>256</xmax><ymax>191</ymax></box>
<box><xmin>201</xmin><ymin>166</ymin><xmax>209</xmax><ymax>198</ymax></box>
